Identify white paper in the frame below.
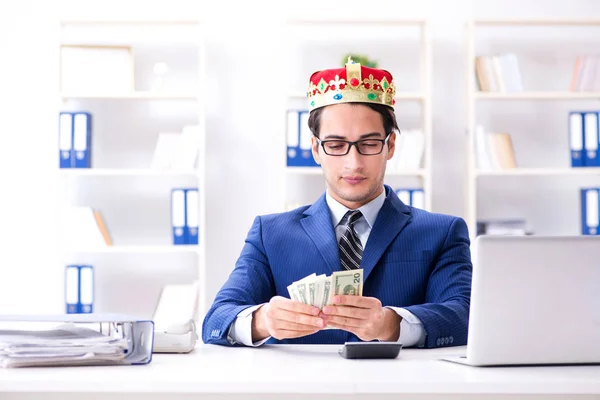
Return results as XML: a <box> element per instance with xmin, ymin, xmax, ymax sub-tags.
<box><xmin>151</xmin><ymin>132</ymin><xmax>181</xmax><ymax>170</ymax></box>
<box><xmin>62</xmin><ymin>207</ymin><xmax>106</xmax><ymax>249</ymax></box>
<box><xmin>171</xmin><ymin>125</ymin><xmax>200</xmax><ymax>170</ymax></box>
<box><xmin>0</xmin><ymin>324</ymin><xmax>128</xmax><ymax>368</ymax></box>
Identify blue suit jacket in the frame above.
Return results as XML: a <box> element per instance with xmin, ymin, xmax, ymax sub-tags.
<box><xmin>202</xmin><ymin>185</ymin><xmax>472</xmax><ymax>348</ymax></box>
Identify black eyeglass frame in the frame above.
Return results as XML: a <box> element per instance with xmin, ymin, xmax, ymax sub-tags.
<box><xmin>316</xmin><ymin>133</ymin><xmax>392</xmax><ymax>156</ymax></box>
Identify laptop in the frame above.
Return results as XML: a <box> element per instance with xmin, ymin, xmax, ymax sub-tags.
<box><xmin>442</xmin><ymin>235</ymin><xmax>600</xmax><ymax>367</ymax></box>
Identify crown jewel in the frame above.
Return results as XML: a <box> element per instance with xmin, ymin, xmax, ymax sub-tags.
<box><xmin>307</xmin><ymin>56</ymin><xmax>396</xmax><ymax>112</ymax></box>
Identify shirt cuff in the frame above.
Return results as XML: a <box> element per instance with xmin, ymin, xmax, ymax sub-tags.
<box><xmin>227</xmin><ymin>304</ymin><xmax>271</xmax><ymax>347</ymax></box>
<box><xmin>384</xmin><ymin>306</ymin><xmax>426</xmax><ymax>348</ymax></box>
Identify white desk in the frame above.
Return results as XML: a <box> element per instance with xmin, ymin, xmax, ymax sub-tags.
<box><xmin>0</xmin><ymin>344</ymin><xmax>599</xmax><ymax>400</ymax></box>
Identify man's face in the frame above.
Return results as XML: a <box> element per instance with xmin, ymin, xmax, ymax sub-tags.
<box><xmin>311</xmin><ymin>104</ymin><xmax>396</xmax><ymax>210</ymax></box>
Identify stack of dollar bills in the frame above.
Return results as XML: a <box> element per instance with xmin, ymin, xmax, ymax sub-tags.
<box><xmin>287</xmin><ymin>269</ymin><xmax>363</xmax><ymax>310</ymax></box>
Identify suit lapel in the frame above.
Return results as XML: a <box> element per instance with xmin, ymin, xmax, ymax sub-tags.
<box><xmin>361</xmin><ymin>187</ymin><xmax>412</xmax><ymax>281</ymax></box>
<box><xmin>300</xmin><ymin>195</ymin><xmax>340</xmax><ymax>275</ymax></box>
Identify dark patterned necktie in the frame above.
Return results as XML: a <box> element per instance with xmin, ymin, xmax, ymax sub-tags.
<box><xmin>339</xmin><ymin>210</ymin><xmax>363</xmax><ymax>270</ymax></box>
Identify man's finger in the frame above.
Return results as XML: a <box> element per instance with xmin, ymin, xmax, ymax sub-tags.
<box><xmin>331</xmin><ymin>295</ymin><xmax>378</xmax><ymax>308</ymax></box>
<box><xmin>273</xmin><ymin>319</ymin><xmax>324</xmax><ymax>332</ymax></box>
<box><xmin>322</xmin><ymin>315</ymin><xmax>363</xmax><ymax>328</ymax></box>
<box><xmin>325</xmin><ymin>321</ymin><xmax>361</xmax><ymax>334</ymax></box>
<box><xmin>274</xmin><ymin>328</ymin><xmax>320</xmax><ymax>339</ymax></box>
<box><xmin>273</xmin><ymin>309</ymin><xmax>324</xmax><ymax>329</ymax></box>
<box><xmin>276</xmin><ymin>297</ymin><xmax>320</xmax><ymax>316</ymax></box>
<box><xmin>321</xmin><ymin>305</ymin><xmax>370</xmax><ymax>320</ymax></box>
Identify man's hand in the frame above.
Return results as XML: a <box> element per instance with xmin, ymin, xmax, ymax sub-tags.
<box><xmin>320</xmin><ymin>295</ymin><xmax>401</xmax><ymax>342</ymax></box>
<box><xmin>252</xmin><ymin>296</ymin><xmax>324</xmax><ymax>342</ymax></box>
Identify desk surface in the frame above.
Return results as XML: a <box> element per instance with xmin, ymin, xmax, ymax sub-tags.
<box><xmin>0</xmin><ymin>344</ymin><xmax>599</xmax><ymax>397</ymax></box>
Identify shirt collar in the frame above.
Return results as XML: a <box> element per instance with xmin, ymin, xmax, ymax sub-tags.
<box><xmin>326</xmin><ymin>188</ymin><xmax>386</xmax><ymax>229</ymax></box>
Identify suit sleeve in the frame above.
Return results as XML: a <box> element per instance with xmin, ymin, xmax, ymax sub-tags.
<box><xmin>404</xmin><ymin>217</ymin><xmax>472</xmax><ymax>348</ymax></box>
<box><xmin>201</xmin><ymin>216</ymin><xmax>276</xmax><ymax>346</ymax></box>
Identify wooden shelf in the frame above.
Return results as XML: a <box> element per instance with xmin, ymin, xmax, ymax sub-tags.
<box><xmin>284</xmin><ymin>20</ymin><xmax>432</xmax><ymax>213</ymax></box>
<box><xmin>56</xmin><ymin>18</ymin><xmax>209</xmax><ymax>317</ymax></box>
<box><xmin>465</xmin><ymin>19</ymin><xmax>600</xmax><ymax>237</ymax></box>
<box><xmin>60</xmin><ymin>91</ymin><xmax>199</xmax><ymax>100</ymax></box>
<box><xmin>60</xmin><ymin>19</ymin><xmax>200</xmax><ymax>26</ymax></box>
<box><xmin>287</xmin><ymin>19</ymin><xmax>426</xmax><ymax>26</ymax></box>
<box><xmin>63</xmin><ymin>245</ymin><xmax>200</xmax><ymax>254</ymax></box>
<box><xmin>59</xmin><ymin>168</ymin><xmax>199</xmax><ymax>177</ymax></box>
<box><xmin>475</xmin><ymin>92</ymin><xmax>600</xmax><ymax>100</ymax></box>
<box><xmin>473</xmin><ymin>19</ymin><xmax>600</xmax><ymax>26</ymax></box>
<box><xmin>475</xmin><ymin>168</ymin><xmax>600</xmax><ymax>176</ymax></box>
<box><xmin>288</xmin><ymin>92</ymin><xmax>425</xmax><ymax>101</ymax></box>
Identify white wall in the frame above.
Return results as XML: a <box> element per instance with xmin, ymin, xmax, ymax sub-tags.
<box><xmin>1</xmin><ymin>0</ymin><xmax>599</xmax><ymax>316</ymax></box>
<box><xmin>0</xmin><ymin>0</ymin><xmax>62</xmax><ymax>314</ymax></box>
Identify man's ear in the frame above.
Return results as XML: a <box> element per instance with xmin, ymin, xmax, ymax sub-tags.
<box><xmin>311</xmin><ymin>136</ymin><xmax>321</xmax><ymax>165</ymax></box>
<box><xmin>386</xmin><ymin>132</ymin><xmax>397</xmax><ymax>161</ymax></box>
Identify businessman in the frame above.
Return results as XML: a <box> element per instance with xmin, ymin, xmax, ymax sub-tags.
<box><xmin>202</xmin><ymin>57</ymin><xmax>472</xmax><ymax>348</ymax></box>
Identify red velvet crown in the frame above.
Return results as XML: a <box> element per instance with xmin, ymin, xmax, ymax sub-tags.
<box><xmin>307</xmin><ymin>56</ymin><xmax>396</xmax><ymax>112</ymax></box>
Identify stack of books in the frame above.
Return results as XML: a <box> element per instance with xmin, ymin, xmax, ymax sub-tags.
<box><xmin>477</xmin><ymin>219</ymin><xmax>532</xmax><ymax>236</ymax></box>
<box><xmin>474</xmin><ymin>53</ymin><xmax>523</xmax><ymax>93</ymax></box>
<box><xmin>570</xmin><ymin>55</ymin><xmax>600</xmax><ymax>92</ymax></box>
<box><xmin>474</xmin><ymin>125</ymin><xmax>517</xmax><ymax>170</ymax></box>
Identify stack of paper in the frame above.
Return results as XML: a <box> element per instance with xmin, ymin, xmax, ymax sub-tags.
<box><xmin>0</xmin><ymin>324</ymin><xmax>129</xmax><ymax>368</ymax></box>
<box><xmin>151</xmin><ymin>125</ymin><xmax>201</xmax><ymax>171</ymax></box>
<box><xmin>388</xmin><ymin>130</ymin><xmax>425</xmax><ymax>173</ymax></box>
<box><xmin>61</xmin><ymin>207</ymin><xmax>112</xmax><ymax>249</ymax></box>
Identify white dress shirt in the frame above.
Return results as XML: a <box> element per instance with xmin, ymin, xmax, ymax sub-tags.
<box><xmin>227</xmin><ymin>188</ymin><xmax>426</xmax><ymax>348</ymax></box>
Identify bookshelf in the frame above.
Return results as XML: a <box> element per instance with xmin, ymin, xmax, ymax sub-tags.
<box><xmin>283</xmin><ymin>19</ymin><xmax>433</xmax><ymax>212</ymax></box>
<box><xmin>60</xmin><ymin>92</ymin><xmax>199</xmax><ymax>101</ymax></box>
<box><xmin>465</xmin><ymin>19</ymin><xmax>600</xmax><ymax>238</ymax></box>
<box><xmin>476</xmin><ymin>92</ymin><xmax>600</xmax><ymax>100</ymax></box>
<box><xmin>476</xmin><ymin>167</ymin><xmax>600</xmax><ymax>177</ymax></box>
<box><xmin>59</xmin><ymin>169</ymin><xmax>198</xmax><ymax>177</ymax></box>
<box><xmin>59</xmin><ymin>245</ymin><xmax>201</xmax><ymax>255</ymax></box>
<box><xmin>57</xmin><ymin>19</ymin><xmax>207</xmax><ymax>319</ymax></box>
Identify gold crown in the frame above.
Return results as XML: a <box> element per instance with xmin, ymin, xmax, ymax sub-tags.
<box><xmin>307</xmin><ymin>56</ymin><xmax>396</xmax><ymax>111</ymax></box>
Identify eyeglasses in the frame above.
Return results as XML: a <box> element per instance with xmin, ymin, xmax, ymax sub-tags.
<box><xmin>316</xmin><ymin>135</ymin><xmax>390</xmax><ymax>156</ymax></box>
